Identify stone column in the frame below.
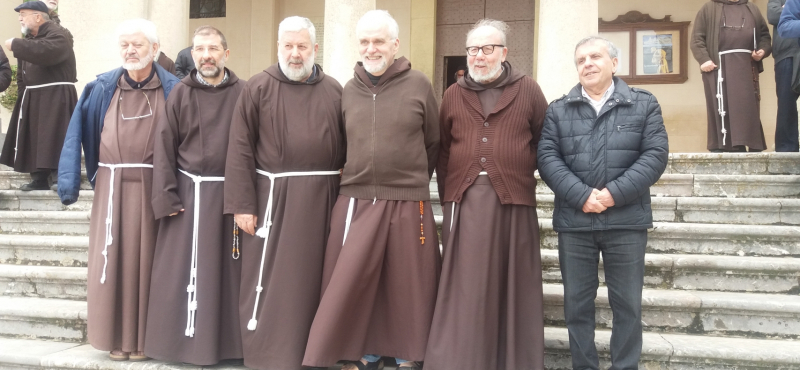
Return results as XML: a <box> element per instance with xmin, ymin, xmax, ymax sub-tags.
<box><xmin>410</xmin><ymin>0</ymin><xmax>436</xmax><ymax>83</ymax></box>
<box><xmin>535</xmin><ymin>0</ymin><xmax>598</xmax><ymax>102</ymax></box>
<box><xmin>59</xmin><ymin>0</ymin><xmax>150</xmax><ymax>93</ymax></box>
<box><xmin>149</xmin><ymin>0</ymin><xmax>189</xmax><ymax>60</ymax></box>
<box><xmin>323</xmin><ymin>0</ymin><xmax>376</xmax><ymax>86</ymax></box>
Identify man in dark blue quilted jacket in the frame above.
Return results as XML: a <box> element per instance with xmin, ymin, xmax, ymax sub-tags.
<box><xmin>538</xmin><ymin>36</ymin><xmax>669</xmax><ymax>370</ymax></box>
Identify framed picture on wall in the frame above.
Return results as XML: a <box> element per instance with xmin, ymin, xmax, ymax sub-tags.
<box><xmin>598</xmin><ymin>11</ymin><xmax>690</xmax><ymax>84</ymax></box>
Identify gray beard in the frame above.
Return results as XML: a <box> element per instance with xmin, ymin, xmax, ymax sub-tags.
<box><xmin>469</xmin><ymin>62</ymin><xmax>503</xmax><ymax>84</ymax></box>
<box><xmin>21</xmin><ymin>26</ymin><xmax>29</xmax><ymax>35</ymax></box>
<box><xmin>123</xmin><ymin>52</ymin><xmax>154</xmax><ymax>71</ymax></box>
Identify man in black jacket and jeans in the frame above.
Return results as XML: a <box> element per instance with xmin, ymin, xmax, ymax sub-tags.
<box><xmin>538</xmin><ymin>36</ymin><xmax>668</xmax><ymax>370</ymax></box>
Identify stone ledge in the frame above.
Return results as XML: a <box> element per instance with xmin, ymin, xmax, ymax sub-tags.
<box><xmin>540</xmin><ymin>250</ymin><xmax>800</xmax><ymax>294</ymax></box>
<box><xmin>0</xmin><ymin>265</ymin><xmax>87</xmax><ymax>300</ymax></box>
<box><xmin>0</xmin><ymin>190</ymin><xmax>93</xmax><ymax>212</ymax></box>
<box><xmin>0</xmin><ymin>235</ymin><xmax>89</xmax><ymax>267</ymax></box>
<box><xmin>543</xmin><ymin>284</ymin><xmax>800</xmax><ymax>337</ymax></box>
<box><xmin>0</xmin><ymin>211</ymin><xmax>91</xmax><ymax>236</ymax></box>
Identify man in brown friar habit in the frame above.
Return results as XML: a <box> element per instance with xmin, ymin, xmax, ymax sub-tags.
<box><xmin>223</xmin><ymin>16</ymin><xmax>345</xmax><ymax>370</ymax></box>
<box><xmin>57</xmin><ymin>18</ymin><xmax>180</xmax><ymax>362</ymax></box>
<box><xmin>303</xmin><ymin>10</ymin><xmax>441</xmax><ymax>370</ymax></box>
<box><xmin>425</xmin><ymin>19</ymin><xmax>547</xmax><ymax>370</ymax></box>
<box><xmin>144</xmin><ymin>26</ymin><xmax>246</xmax><ymax>365</ymax></box>
<box><xmin>1</xmin><ymin>1</ymin><xmax>77</xmax><ymax>191</ymax></box>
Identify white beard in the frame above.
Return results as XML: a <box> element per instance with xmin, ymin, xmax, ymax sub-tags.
<box><xmin>123</xmin><ymin>51</ymin><xmax>154</xmax><ymax>71</ymax></box>
<box><xmin>279</xmin><ymin>53</ymin><xmax>315</xmax><ymax>82</ymax></box>
<box><xmin>21</xmin><ymin>26</ymin><xmax>29</xmax><ymax>35</ymax></box>
<box><xmin>469</xmin><ymin>62</ymin><xmax>503</xmax><ymax>84</ymax></box>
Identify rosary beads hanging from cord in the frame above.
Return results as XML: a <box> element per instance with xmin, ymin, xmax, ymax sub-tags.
<box><xmin>419</xmin><ymin>201</ymin><xmax>425</xmax><ymax>245</ymax></box>
<box><xmin>232</xmin><ymin>220</ymin><xmax>240</xmax><ymax>259</ymax></box>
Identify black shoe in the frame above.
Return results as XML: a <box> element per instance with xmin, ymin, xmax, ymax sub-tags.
<box><xmin>19</xmin><ymin>180</ymin><xmax>49</xmax><ymax>191</ymax></box>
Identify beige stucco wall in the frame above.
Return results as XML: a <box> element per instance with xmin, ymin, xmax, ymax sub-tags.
<box><xmin>599</xmin><ymin>0</ymin><xmax>776</xmax><ymax>152</ymax></box>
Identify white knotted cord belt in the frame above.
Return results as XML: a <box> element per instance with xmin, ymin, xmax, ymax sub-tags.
<box><xmin>715</xmin><ymin>49</ymin><xmax>751</xmax><ymax>146</ymax></box>
<box><xmin>246</xmin><ymin>169</ymin><xmax>340</xmax><ymax>331</ymax></box>
<box><xmin>15</xmin><ymin>82</ymin><xmax>76</xmax><ymax>162</ymax></box>
<box><xmin>97</xmin><ymin>162</ymin><xmax>153</xmax><ymax>284</ymax></box>
<box><xmin>178</xmin><ymin>170</ymin><xmax>225</xmax><ymax>338</ymax></box>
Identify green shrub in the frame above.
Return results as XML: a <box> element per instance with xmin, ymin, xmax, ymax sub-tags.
<box><xmin>0</xmin><ymin>65</ymin><xmax>18</xmax><ymax>111</ymax></box>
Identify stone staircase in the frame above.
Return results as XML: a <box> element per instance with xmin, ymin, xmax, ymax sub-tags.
<box><xmin>0</xmin><ymin>153</ymin><xmax>799</xmax><ymax>369</ymax></box>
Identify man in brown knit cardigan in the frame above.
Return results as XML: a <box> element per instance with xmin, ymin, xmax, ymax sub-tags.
<box><xmin>425</xmin><ymin>19</ymin><xmax>548</xmax><ymax>370</ymax></box>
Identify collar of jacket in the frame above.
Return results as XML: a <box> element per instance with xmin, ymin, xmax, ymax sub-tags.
<box><xmin>95</xmin><ymin>62</ymin><xmax>179</xmax><ymax>104</ymax></box>
<box><xmin>353</xmin><ymin>56</ymin><xmax>411</xmax><ymax>92</ymax></box>
<box><xmin>564</xmin><ymin>76</ymin><xmax>634</xmax><ymax>107</ymax></box>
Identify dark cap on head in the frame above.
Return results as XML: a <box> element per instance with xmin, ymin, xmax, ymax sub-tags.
<box><xmin>14</xmin><ymin>1</ymin><xmax>49</xmax><ymax>13</ymax></box>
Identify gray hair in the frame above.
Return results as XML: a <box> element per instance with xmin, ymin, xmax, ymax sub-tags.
<box><xmin>466</xmin><ymin>19</ymin><xmax>509</xmax><ymax>45</ymax></box>
<box><xmin>278</xmin><ymin>16</ymin><xmax>316</xmax><ymax>45</ymax></box>
<box><xmin>194</xmin><ymin>25</ymin><xmax>228</xmax><ymax>50</ymax></box>
<box><xmin>38</xmin><ymin>11</ymin><xmax>50</xmax><ymax>21</ymax></box>
<box><xmin>116</xmin><ymin>19</ymin><xmax>159</xmax><ymax>45</ymax></box>
<box><xmin>574</xmin><ymin>36</ymin><xmax>620</xmax><ymax>65</ymax></box>
<box><xmin>356</xmin><ymin>10</ymin><xmax>399</xmax><ymax>40</ymax></box>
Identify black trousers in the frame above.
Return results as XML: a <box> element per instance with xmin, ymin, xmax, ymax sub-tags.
<box><xmin>30</xmin><ymin>169</ymin><xmax>57</xmax><ymax>184</ymax></box>
<box><xmin>558</xmin><ymin>229</ymin><xmax>647</xmax><ymax>370</ymax></box>
<box><xmin>775</xmin><ymin>58</ymin><xmax>800</xmax><ymax>152</ymax></box>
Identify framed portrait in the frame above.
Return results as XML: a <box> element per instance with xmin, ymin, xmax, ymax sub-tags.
<box><xmin>599</xmin><ymin>11</ymin><xmax>690</xmax><ymax>84</ymax></box>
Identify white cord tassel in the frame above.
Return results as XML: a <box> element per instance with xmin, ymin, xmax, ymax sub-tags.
<box><xmin>343</xmin><ymin>198</ymin><xmax>355</xmax><ymax>246</ymax></box>
<box><xmin>716</xmin><ymin>49</ymin><xmax>751</xmax><ymax>146</ymax></box>
<box><xmin>450</xmin><ymin>202</ymin><xmax>456</xmax><ymax>232</ymax></box>
<box><xmin>97</xmin><ymin>163</ymin><xmax>153</xmax><ymax>284</ymax></box>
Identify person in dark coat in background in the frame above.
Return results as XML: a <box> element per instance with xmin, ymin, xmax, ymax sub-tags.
<box><xmin>156</xmin><ymin>51</ymin><xmax>177</xmax><ymax>75</ymax></box>
<box><xmin>1</xmin><ymin>1</ymin><xmax>77</xmax><ymax>191</ymax></box>
<box><xmin>42</xmin><ymin>0</ymin><xmax>60</xmax><ymax>24</ymax></box>
<box><xmin>769</xmin><ymin>0</ymin><xmax>800</xmax><ymax>151</ymax></box>
<box><xmin>57</xmin><ymin>18</ymin><xmax>180</xmax><ymax>362</ymax></box>
<box><xmin>0</xmin><ymin>48</ymin><xmax>10</xmax><ymax>92</ymax></box>
<box><xmin>145</xmin><ymin>25</ymin><xmax>245</xmax><ymax>366</ymax></box>
<box><xmin>538</xmin><ymin>36</ymin><xmax>668</xmax><ymax>370</ymax></box>
<box><xmin>425</xmin><ymin>19</ymin><xmax>547</xmax><ymax>370</ymax></box>
<box><xmin>175</xmin><ymin>46</ymin><xmax>193</xmax><ymax>79</ymax></box>
<box><xmin>778</xmin><ymin>0</ymin><xmax>800</xmax><ymax>37</ymax></box>
<box><xmin>691</xmin><ymin>0</ymin><xmax>772</xmax><ymax>152</ymax></box>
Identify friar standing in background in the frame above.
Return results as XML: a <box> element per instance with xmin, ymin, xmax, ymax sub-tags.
<box><xmin>57</xmin><ymin>18</ymin><xmax>179</xmax><ymax>362</ymax></box>
<box><xmin>145</xmin><ymin>26</ymin><xmax>245</xmax><ymax>365</ymax></box>
<box><xmin>425</xmin><ymin>19</ymin><xmax>547</xmax><ymax>370</ymax></box>
<box><xmin>1</xmin><ymin>1</ymin><xmax>77</xmax><ymax>191</ymax></box>
<box><xmin>691</xmin><ymin>0</ymin><xmax>771</xmax><ymax>152</ymax></box>
<box><xmin>223</xmin><ymin>16</ymin><xmax>344</xmax><ymax>370</ymax></box>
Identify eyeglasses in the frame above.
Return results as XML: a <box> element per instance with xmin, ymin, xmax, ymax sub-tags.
<box><xmin>466</xmin><ymin>44</ymin><xmax>505</xmax><ymax>56</ymax></box>
<box><xmin>722</xmin><ymin>15</ymin><xmax>746</xmax><ymax>31</ymax></box>
<box><xmin>119</xmin><ymin>90</ymin><xmax>153</xmax><ymax>121</ymax></box>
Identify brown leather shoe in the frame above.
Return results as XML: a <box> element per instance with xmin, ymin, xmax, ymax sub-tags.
<box><xmin>109</xmin><ymin>350</ymin><xmax>128</xmax><ymax>361</ymax></box>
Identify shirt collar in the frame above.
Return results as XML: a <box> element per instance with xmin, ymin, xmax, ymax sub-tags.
<box><xmin>581</xmin><ymin>80</ymin><xmax>615</xmax><ymax>103</ymax></box>
<box><xmin>195</xmin><ymin>70</ymin><xmax>229</xmax><ymax>87</ymax></box>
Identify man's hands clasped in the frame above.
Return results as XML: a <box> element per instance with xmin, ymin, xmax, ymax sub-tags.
<box><xmin>582</xmin><ymin>188</ymin><xmax>615</xmax><ymax>214</ymax></box>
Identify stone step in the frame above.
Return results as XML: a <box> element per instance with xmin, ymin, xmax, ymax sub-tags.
<box><xmin>0</xmin><ymin>190</ymin><xmax>94</xmax><ymax>211</ymax></box>
<box><xmin>431</xmin><ymin>173</ymin><xmax>800</xmax><ymax>199</ymax></box>
<box><xmin>665</xmin><ymin>152</ymin><xmax>800</xmax><ymax>175</ymax></box>
<box><xmin>0</xmin><ymin>265</ymin><xmax>86</xmax><ymax>300</ymax></box>
<box><xmin>538</xmin><ymin>220</ymin><xmax>800</xmax><ymax>257</ymax></box>
<box><xmin>542</xmin><ymin>283</ymin><xmax>800</xmax><ymax>338</ymax></box>
<box><xmin>0</xmin><ymin>235</ymin><xmax>89</xmax><ymax>267</ymax></box>
<box><xmin>540</xmin><ymin>250</ymin><xmax>800</xmax><ymax>294</ymax></box>
<box><xmin>0</xmin><ymin>296</ymin><xmax>86</xmax><ymax>343</ymax></box>
<box><xmin>0</xmin><ymin>170</ymin><xmax>91</xmax><ymax>191</ymax></box>
<box><xmin>534</xmin><ymin>196</ymin><xmax>800</xmax><ymax>225</ymax></box>
<box><xmin>433</xmin><ymin>217</ymin><xmax>800</xmax><ymax>257</ymax></box>
<box><xmin>2</xmin><ymin>328</ymin><xmax>800</xmax><ymax>369</ymax></box>
<box><xmin>0</xmin><ymin>211</ymin><xmax>90</xmax><ymax>236</ymax></box>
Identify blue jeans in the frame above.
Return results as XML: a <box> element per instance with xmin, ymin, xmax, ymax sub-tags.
<box><xmin>775</xmin><ymin>58</ymin><xmax>800</xmax><ymax>152</ymax></box>
<box><xmin>558</xmin><ymin>229</ymin><xmax>646</xmax><ymax>370</ymax></box>
<box><xmin>363</xmin><ymin>354</ymin><xmax>409</xmax><ymax>365</ymax></box>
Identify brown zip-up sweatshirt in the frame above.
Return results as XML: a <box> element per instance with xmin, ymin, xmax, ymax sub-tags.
<box><xmin>339</xmin><ymin>57</ymin><xmax>439</xmax><ymax>201</ymax></box>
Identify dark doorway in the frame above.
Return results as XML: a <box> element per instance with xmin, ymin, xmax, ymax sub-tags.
<box><xmin>443</xmin><ymin>56</ymin><xmax>467</xmax><ymax>94</ymax></box>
